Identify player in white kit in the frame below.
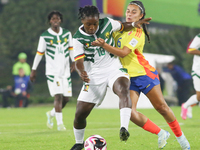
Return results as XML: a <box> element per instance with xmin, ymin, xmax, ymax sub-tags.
<box><xmin>30</xmin><ymin>10</ymin><xmax>75</xmax><ymax>131</ymax></box>
<box><xmin>70</xmin><ymin>5</ymin><xmax>151</xmax><ymax>150</ymax></box>
<box><xmin>181</xmin><ymin>33</ymin><xmax>200</xmax><ymax>120</ymax></box>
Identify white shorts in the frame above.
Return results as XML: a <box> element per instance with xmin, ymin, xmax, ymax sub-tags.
<box><xmin>47</xmin><ymin>75</ymin><xmax>72</xmax><ymax>97</ymax></box>
<box><xmin>193</xmin><ymin>75</ymin><xmax>200</xmax><ymax>91</ymax></box>
<box><xmin>77</xmin><ymin>68</ymin><xmax>129</xmax><ymax>106</ymax></box>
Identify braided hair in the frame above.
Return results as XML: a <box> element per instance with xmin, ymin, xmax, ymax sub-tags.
<box><xmin>129</xmin><ymin>1</ymin><xmax>150</xmax><ymax>43</ymax></box>
<box><xmin>47</xmin><ymin>10</ymin><xmax>63</xmax><ymax>23</ymax></box>
<box><xmin>78</xmin><ymin>5</ymin><xmax>100</xmax><ymax>20</ymax></box>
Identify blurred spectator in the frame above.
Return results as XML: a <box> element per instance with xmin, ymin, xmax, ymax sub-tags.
<box><xmin>163</xmin><ymin>62</ymin><xmax>193</xmax><ymax>106</ymax></box>
<box><xmin>12</xmin><ymin>52</ymin><xmax>31</xmax><ymax>76</ymax></box>
<box><xmin>1</xmin><ymin>68</ymin><xmax>31</xmax><ymax>108</ymax></box>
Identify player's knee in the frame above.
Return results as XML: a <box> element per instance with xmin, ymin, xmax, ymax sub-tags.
<box><xmin>155</xmin><ymin>103</ymin><xmax>169</xmax><ymax>116</ymax></box>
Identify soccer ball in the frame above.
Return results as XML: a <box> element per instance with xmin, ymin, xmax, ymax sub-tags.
<box><xmin>84</xmin><ymin>135</ymin><xmax>107</xmax><ymax>150</ymax></box>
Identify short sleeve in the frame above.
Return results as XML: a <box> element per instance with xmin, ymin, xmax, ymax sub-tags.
<box><xmin>68</xmin><ymin>32</ymin><xmax>73</xmax><ymax>48</ymax></box>
<box><xmin>107</xmin><ymin>17</ymin><xmax>122</xmax><ymax>32</ymax></box>
<box><xmin>73</xmin><ymin>38</ymin><xmax>85</xmax><ymax>61</ymax></box>
<box><xmin>189</xmin><ymin>34</ymin><xmax>200</xmax><ymax>50</ymax></box>
<box><xmin>37</xmin><ymin>36</ymin><xmax>46</xmax><ymax>53</ymax></box>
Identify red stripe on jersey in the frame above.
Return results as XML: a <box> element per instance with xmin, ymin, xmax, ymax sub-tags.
<box><xmin>37</xmin><ymin>51</ymin><xmax>44</xmax><ymax>55</ymax></box>
<box><xmin>75</xmin><ymin>54</ymin><xmax>85</xmax><ymax>61</ymax></box>
<box><xmin>68</xmin><ymin>47</ymin><xmax>73</xmax><ymax>50</ymax></box>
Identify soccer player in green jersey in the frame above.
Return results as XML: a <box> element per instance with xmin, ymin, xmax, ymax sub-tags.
<box><xmin>30</xmin><ymin>10</ymin><xmax>75</xmax><ymax>131</ymax></box>
<box><xmin>70</xmin><ymin>5</ymin><xmax>151</xmax><ymax>150</ymax></box>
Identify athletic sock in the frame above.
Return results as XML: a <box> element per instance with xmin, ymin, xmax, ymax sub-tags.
<box><xmin>50</xmin><ymin>108</ymin><xmax>55</xmax><ymax>116</ymax></box>
<box><xmin>55</xmin><ymin>112</ymin><xmax>63</xmax><ymax>125</ymax></box>
<box><xmin>184</xmin><ymin>94</ymin><xmax>198</xmax><ymax>108</ymax></box>
<box><xmin>73</xmin><ymin>127</ymin><xmax>85</xmax><ymax>144</ymax></box>
<box><xmin>168</xmin><ymin>119</ymin><xmax>182</xmax><ymax>137</ymax></box>
<box><xmin>120</xmin><ymin>107</ymin><xmax>131</xmax><ymax>130</ymax></box>
<box><xmin>142</xmin><ymin>119</ymin><xmax>161</xmax><ymax>134</ymax></box>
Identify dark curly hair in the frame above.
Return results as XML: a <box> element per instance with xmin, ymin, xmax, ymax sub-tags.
<box><xmin>78</xmin><ymin>5</ymin><xmax>100</xmax><ymax>19</ymax></box>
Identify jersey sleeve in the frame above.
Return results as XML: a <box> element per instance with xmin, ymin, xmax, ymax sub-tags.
<box><xmin>123</xmin><ymin>29</ymin><xmax>143</xmax><ymax>51</ymax></box>
<box><xmin>68</xmin><ymin>32</ymin><xmax>73</xmax><ymax>50</ymax></box>
<box><xmin>73</xmin><ymin>38</ymin><xmax>85</xmax><ymax>61</ymax></box>
<box><xmin>107</xmin><ymin>17</ymin><xmax>122</xmax><ymax>32</ymax></box>
<box><xmin>37</xmin><ymin>36</ymin><xmax>46</xmax><ymax>55</ymax></box>
<box><xmin>189</xmin><ymin>34</ymin><xmax>200</xmax><ymax>50</ymax></box>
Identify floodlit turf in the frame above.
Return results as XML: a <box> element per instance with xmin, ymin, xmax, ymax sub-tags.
<box><xmin>0</xmin><ymin>104</ymin><xmax>199</xmax><ymax>150</ymax></box>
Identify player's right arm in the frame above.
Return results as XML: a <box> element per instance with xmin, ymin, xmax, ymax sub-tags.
<box><xmin>187</xmin><ymin>34</ymin><xmax>200</xmax><ymax>55</ymax></box>
<box><xmin>30</xmin><ymin>36</ymin><xmax>46</xmax><ymax>82</ymax></box>
<box><xmin>73</xmin><ymin>38</ymin><xmax>90</xmax><ymax>83</ymax></box>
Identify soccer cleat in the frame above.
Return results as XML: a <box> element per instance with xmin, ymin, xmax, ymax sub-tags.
<box><xmin>181</xmin><ymin>103</ymin><xmax>188</xmax><ymax>120</ymax></box>
<box><xmin>158</xmin><ymin>129</ymin><xmax>170</xmax><ymax>149</ymax></box>
<box><xmin>46</xmin><ymin>111</ymin><xmax>54</xmax><ymax>129</ymax></box>
<box><xmin>177</xmin><ymin>132</ymin><xmax>190</xmax><ymax>150</ymax></box>
<box><xmin>70</xmin><ymin>143</ymin><xmax>84</xmax><ymax>150</ymax></box>
<box><xmin>119</xmin><ymin>127</ymin><xmax>130</xmax><ymax>141</ymax></box>
<box><xmin>57</xmin><ymin>124</ymin><xmax>66</xmax><ymax>131</ymax></box>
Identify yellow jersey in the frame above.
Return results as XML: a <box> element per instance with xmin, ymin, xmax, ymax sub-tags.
<box><xmin>114</xmin><ymin>28</ymin><xmax>156</xmax><ymax>78</ymax></box>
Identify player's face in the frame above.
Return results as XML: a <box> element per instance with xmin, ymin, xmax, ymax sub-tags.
<box><xmin>126</xmin><ymin>4</ymin><xmax>143</xmax><ymax>22</ymax></box>
<box><xmin>49</xmin><ymin>14</ymin><xmax>61</xmax><ymax>28</ymax></box>
<box><xmin>81</xmin><ymin>16</ymin><xmax>99</xmax><ymax>35</ymax></box>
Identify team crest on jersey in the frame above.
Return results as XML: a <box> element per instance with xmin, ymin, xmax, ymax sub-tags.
<box><xmin>83</xmin><ymin>85</ymin><xmax>89</xmax><ymax>92</ymax></box>
<box><xmin>105</xmin><ymin>32</ymin><xmax>110</xmax><ymax>38</ymax></box>
<box><xmin>64</xmin><ymin>38</ymin><xmax>67</xmax><ymax>43</ymax></box>
<box><xmin>50</xmin><ymin>40</ymin><xmax>53</xmax><ymax>45</ymax></box>
<box><xmin>128</xmin><ymin>31</ymin><xmax>133</xmax><ymax>35</ymax></box>
<box><xmin>84</xmin><ymin>43</ymin><xmax>90</xmax><ymax>48</ymax></box>
<box><xmin>56</xmin><ymin>81</ymin><xmax>60</xmax><ymax>86</ymax></box>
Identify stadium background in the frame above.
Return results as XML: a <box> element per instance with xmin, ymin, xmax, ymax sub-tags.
<box><xmin>0</xmin><ymin>0</ymin><xmax>199</xmax><ymax>105</ymax></box>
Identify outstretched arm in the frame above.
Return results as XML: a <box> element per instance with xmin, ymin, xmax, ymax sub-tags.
<box><xmin>91</xmin><ymin>38</ymin><xmax>131</xmax><ymax>58</ymax></box>
<box><xmin>122</xmin><ymin>17</ymin><xmax>152</xmax><ymax>31</ymax></box>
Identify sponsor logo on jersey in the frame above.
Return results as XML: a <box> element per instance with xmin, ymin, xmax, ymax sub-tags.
<box><xmin>56</xmin><ymin>81</ymin><xmax>60</xmax><ymax>86</ymax></box>
<box><xmin>50</xmin><ymin>40</ymin><xmax>53</xmax><ymax>45</ymax></box>
<box><xmin>105</xmin><ymin>32</ymin><xmax>110</xmax><ymax>38</ymax></box>
<box><xmin>128</xmin><ymin>31</ymin><xmax>133</xmax><ymax>35</ymax></box>
<box><xmin>57</xmin><ymin>40</ymin><xmax>61</xmax><ymax>43</ymax></box>
<box><xmin>85</xmin><ymin>43</ymin><xmax>90</xmax><ymax>48</ymax></box>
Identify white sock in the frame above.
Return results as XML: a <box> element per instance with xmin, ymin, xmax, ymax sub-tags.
<box><xmin>184</xmin><ymin>94</ymin><xmax>198</xmax><ymax>108</ymax></box>
<box><xmin>73</xmin><ymin>127</ymin><xmax>85</xmax><ymax>144</ymax></box>
<box><xmin>50</xmin><ymin>108</ymin><xmax>55</xmax><ymax>116</ymax></box>
<box><xmin>55</xmin><ymin>112</ymin><xmax>63</xmax><ymax>125</ymax></box>
<box><xmin>120</xmin><ymin>107</ymin><xmax>131</xmax><ymax>130</ymax></box>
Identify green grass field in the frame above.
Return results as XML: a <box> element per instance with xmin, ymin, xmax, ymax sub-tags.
<box><xmin>0</xmin><ymin>104</ymin><xmax>199</xmax><ymax>150</ymax></box>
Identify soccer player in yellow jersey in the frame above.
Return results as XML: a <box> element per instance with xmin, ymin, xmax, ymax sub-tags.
<box><xmin>92</xmin><ymin>1</ymin><xmax>190</xmax><ymax>150</ymax></box>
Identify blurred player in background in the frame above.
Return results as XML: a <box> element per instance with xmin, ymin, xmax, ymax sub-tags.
<box><xmin>181</xmin><ymin>33</ymin><xmax>200</xmax><ymax>120</ymax></box>
<box><xmin>30</xmin><ymin>10</ymin><xmax>75</xmax><ymax>131</ymax></box>
<box><xmin>92</xmin><ymin>1</ymin><xmax>190</xmax><ymax>150</ymax></box>
<box><xmin>70</xmin><ymin>5</ymin><xmax>151</xmax><ymax>150</ymax></box>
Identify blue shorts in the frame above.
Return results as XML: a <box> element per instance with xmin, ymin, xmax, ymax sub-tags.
<box><xmin>130</xmin><ymin>70</ymin><xmax>160</xmax><ymax>94</ymax></box>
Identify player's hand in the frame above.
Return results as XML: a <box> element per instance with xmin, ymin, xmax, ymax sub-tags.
<box><xmin>134</xmin><ymin>17</ymin><xmax>152</xmax><ymax>28</ymax></box>
<box><xmin>70</xmin><ymin>62</ymin><xmax>75</xmax><ymax>73</ymax></box>
<box><xmin>30</xmin><ymin>70</ymin><xmax>36</xmax><ymax>82</ymax></box>
<box><xmin>80</xmin><ymin>71</ymin><xmax>90</xmax><ymax>83</ymax></box>
<box><xmin>91</xmin><ymin>38</ymin><xmax>105</xmax><ymax>47</ymax></box>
